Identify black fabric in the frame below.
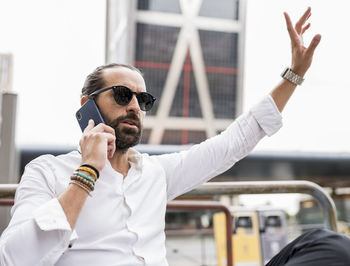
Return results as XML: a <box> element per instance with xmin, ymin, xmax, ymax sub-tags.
<box><xmin>266</xmin><ymin>229</ymin><xmax>350</xmax><ymax>266</ymax></box>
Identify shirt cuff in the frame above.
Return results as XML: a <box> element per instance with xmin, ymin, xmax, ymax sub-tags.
<box><xmin>251</xmin><ymin>95</ymin><xmax>283</xmax><ymax>137</ymax></box>
<box><xmin>33</xmin><ymin>198</ymin><xmax>72</xmax><ymax>232</ymax></box>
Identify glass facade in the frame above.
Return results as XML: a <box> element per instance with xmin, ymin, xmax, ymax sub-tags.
<box><xmin>110</xmin><ymin>0</ymin><xmax>244</xmax><ymax>145</ymax></box>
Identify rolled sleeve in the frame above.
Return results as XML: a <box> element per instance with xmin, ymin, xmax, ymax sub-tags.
<box><xmin>34</xmin><ymin>198</ymin><xmax>72</xmax><ymax>232</ymax></box>
<box><xmin>251</xmin><ymin>94</ymin><xmax>282</xmax><ymax>137</ymax></box>
<box><xmin>0</xmin><ymin>156</ymin><xmax>77</xmax><ymax>266</ymax></box>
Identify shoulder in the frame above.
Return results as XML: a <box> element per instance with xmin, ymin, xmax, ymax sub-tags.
<box><xmin>26</xmin><ymin>150</ymin><xmax>81</xmax><ymax>171</ymax></box>
<box><xmin>22</xmin><ymin>150</ymin><xmax>81</xmax><ymax>184</ymax></box>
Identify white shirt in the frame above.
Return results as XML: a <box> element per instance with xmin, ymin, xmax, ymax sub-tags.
<box><xmin>0</xmin><ymin>95</ymin><xmax>282</xmax><ymax>266</ymax></box>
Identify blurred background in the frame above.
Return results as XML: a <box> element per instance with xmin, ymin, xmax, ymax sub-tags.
<box><xmin>1</xmin><ymin>0</ymin><xmax>350</xmax><ymax>265</ymax></box>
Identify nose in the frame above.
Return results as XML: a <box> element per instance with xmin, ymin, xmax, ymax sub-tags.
<box><xmin>126</xmin><ymin>94</ymin><xmax>141</xmax><ymax>114</ymax></box>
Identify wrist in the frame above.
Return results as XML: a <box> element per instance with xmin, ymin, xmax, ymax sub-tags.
<box><xmin>281</xmin><ymin>67</ymin><xmax>304</xmax><ymax>86</ymax></box>
<box><xmin>290</xmin><ymin>65</ymin><xmax>307</xmax><ymax>77</ymax></box>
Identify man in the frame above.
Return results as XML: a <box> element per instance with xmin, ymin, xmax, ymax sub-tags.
<box><xmin>1</xmin><ymin>7</ymin><xmax>349</xmax><ymax>266</ymax></box>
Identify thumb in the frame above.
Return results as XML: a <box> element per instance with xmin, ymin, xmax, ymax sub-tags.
<box><xmin>84</xmin><ymin>119</ymin><xmax>95</xmax><ymax>133</ymax></box>
<box><xmin>306</xmin><ymin>34</ymin><xmax>321</xmax><ymax>58</ymax></box>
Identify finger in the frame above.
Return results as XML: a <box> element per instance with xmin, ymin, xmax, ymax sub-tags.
<box><xmin>301</xmin><ymin>23</ymin><xmax>311</xmax><ymax>34</ymax></box>
<box><xmin>305</xmin><ymin>34</ymin><xmax>321</xmax><ymax>57</ymax></box>
<box><xmin>90</xmin><ymin>123</ymin><xmax>115</xmax><ymax>136</ymax></box>
<box><xmin>107</xmin><ymin>144</ymin><xmax>116</xmax><ymax>158</ymax></box>
<box><xmin>295</xmin><ymin>7</ymin><xmax>311</xmax><ymax>33</ymax></box>
<box><xmin>83</xmin><ymin>119</ymin><xmax>95</xmax><ymax>133</ymax></box>
<box><xmin>284</xmin><ymin>12</ymin><xmax>300</xmax><ymax>45</ymax></box>
<box><xmin>102</xmin><ymin>132</ymin><xmax>116</xmax><ymax>143</ymax></box>
<box><xmin>107</xmin><ymin>137</ymin><xmax>116</xmax><ymax>158</ymax></box>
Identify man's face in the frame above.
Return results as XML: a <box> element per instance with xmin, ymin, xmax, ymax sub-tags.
<box><xmin>95</xmin><ymin>67</ymin><xmax>147</xmax><ymax>152</ymax></box>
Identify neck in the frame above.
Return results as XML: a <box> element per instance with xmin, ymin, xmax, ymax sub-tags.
<box><xmin>109</xmin><ymin>149</ymin><xmax>131</xmax><ymax>178</ymax></box>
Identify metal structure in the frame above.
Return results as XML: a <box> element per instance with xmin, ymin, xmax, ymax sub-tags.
<box><xmin>0</xmin><ymin>181</ymin><xmax>338</xmax><ymax>232</ymax></box>
<box><xmin>0</xmin><ymin>53</ymin><xmax>13</xmax><ymax>148</ymax></box>
<box><xmin>0</xmin><ymin>53</ymin><xmax>17</xmax><ymax>232</ymax></box>
<box><xmin>0</xmin><ymin>181</ymin><xmax>338</xmax><ymax>266</ymax></box>
<box><xmin>106</xmin><ymin>0</ymin><xmax>247</xmax><ymax>145</ymax></box>
<box><xmin>186</xmin><ymin>181</ymin><xmax>338</xmax><ymax>232</ymax></box>
<box><xmin>167</xmin><ymin>200</ymin><xmax>233</xmax><ymax>266</ymax></box>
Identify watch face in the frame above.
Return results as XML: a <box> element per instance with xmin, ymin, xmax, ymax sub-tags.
<box><xmin>281</xmin><ymin>68</ymin><xmax>290</xmax><ymax>77</ymax></box>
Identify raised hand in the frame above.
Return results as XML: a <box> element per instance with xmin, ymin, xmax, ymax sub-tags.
<box><xmin>284</xmin><ymin>7</ymin><xmax>321</xmax><ymax>77</ymax></box>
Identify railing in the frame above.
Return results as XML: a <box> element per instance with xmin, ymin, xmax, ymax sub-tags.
<box><xmin>0</xmin><ymin>180</ymin><xmax>338</xmax><ymax>231</ymax></box>
<box><xmin>167</xmin><ymin>200</ymin><xmax>233</xmax><ymax>266</ymax></box>
<box><xmin>0</xmin><ymin>180</ymin><xmax>338</xmax><ymax>266</ymax></box>
<box><xmin>185</xmin><ymin>180</ymin><xmax>338</xmax><ymax>232</ymax></box>
<box><xmin>0</xmin><ymin>184</ymin><xmax>16</xmax><ymax>206</ymax></box>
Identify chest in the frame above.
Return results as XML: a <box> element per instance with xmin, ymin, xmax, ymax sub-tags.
<box><xmin>56</xmin><ymin>159</ymin><xmax>168</xmax><ymax>240</ymax></box>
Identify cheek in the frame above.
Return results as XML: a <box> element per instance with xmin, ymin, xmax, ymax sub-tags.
<box><xmin>140</xmin><ymin>111</ymin><xmax>146</xmax><ymax>121</ymax></box>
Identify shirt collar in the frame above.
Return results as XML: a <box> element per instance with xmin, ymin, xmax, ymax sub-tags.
<box><xmin>127</xmin><ymin>148</ymin><xmax>143</xmax><ymax>170</ymax></box>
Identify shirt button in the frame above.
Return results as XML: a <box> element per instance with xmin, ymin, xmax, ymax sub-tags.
<box><xmin>68</xmin><ymin>244</ymin><xmax>72</xmax><ymax>248</ymax></box>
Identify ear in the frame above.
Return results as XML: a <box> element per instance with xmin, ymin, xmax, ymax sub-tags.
<box><xmin>80</xmin><ymin>96</ymin><xmax>89</xmax><ymax>106</ymax></box>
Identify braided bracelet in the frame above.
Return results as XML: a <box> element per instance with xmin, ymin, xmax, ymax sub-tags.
<box><xmin>77</xmin><ymin>166</ymin><xmax>98</xmax><ymax>181</ymax></box>
<box><xmin>71</xmin><ymin>175</ymin><xmax>94</xmax><ymax>191</ymax></box>
<box><xmin>70</xmin><ymin>181</ymin><xmax>91</xmax><ymax>195</ymax></box>
<box><xmin>80</xmin><ymin>164</ymin><xmax>100</xmax><ymax>179</ymax></box>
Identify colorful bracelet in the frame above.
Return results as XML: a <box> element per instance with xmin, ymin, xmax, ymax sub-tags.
<box><xmin>77</xmin><ymin>166</ymin><xmax>98</xmax><ymax>181</ymax></box>
<box><xmin>75</xmin><ymin>172</ymin><xmax>96</xmax><ymax>185</ymax></box>
<box><xmin>80</xmin><ymin>164</ymin><xmax>100</xmax><ymax>179</ymax></box>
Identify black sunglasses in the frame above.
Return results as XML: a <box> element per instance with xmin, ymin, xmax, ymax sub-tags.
<box><xmin>89</xmin><ymin>85</ymin><xmax>156</xmax><ymax>112</ymax></box>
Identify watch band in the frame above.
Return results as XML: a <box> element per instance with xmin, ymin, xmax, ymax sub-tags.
<box><xmin>281</xmin><ymin>67</ymin><xmax>304</xmax><ymax>85</ymax></box>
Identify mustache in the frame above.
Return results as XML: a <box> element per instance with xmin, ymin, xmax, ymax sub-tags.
<box><xmin>109</xmin><ymin>113</ymin><xmax>141</xmax><ymax>129</ymax></box>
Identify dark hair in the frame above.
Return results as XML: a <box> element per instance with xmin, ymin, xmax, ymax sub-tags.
<box><xmin>81</xmin><ymin>63</ymin><xmax>142</xmax><ymax>96</ymax></box>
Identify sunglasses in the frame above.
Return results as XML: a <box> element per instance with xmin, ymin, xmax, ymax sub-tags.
<box><xmin>89</xmin><ymin>85</ymin><xmax>156</xmax><ymax>112</ymax></box>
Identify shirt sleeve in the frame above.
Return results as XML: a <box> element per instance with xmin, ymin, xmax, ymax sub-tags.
<box><xmin>0</xmin><ymin>156</ymin><xmax>77</xmax><ymax>266</ymax></box>
<box><xmin>155</xmin><ymin>95</ymin><xmax>283</xmax><ymax>201</ymax></box>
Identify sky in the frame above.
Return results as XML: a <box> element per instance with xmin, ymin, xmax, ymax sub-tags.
<box><xmin>244</xmin><ymin>0</ymin><xmax>350</xmax><ymax>153</ymax></box>
<box><xmin>0</xmin><ymin>0</ymin><xmax>350</xmax><ymax>215</ymax></box>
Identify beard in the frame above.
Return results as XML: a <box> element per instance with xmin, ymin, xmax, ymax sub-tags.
<box><xmin>103</xmin><ymin>113</ymin><xmax>142</xmax><ymax>153</ymax></box>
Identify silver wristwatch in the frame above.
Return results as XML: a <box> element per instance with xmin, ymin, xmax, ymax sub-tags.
<box><xmin>281</xmin><ymin>67</ymin><xmax>304</xmax><ymax>85</ymax></box>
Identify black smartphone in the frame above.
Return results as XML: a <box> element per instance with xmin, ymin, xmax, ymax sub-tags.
<box><xmin>76</xmin><ymin>99</ymin><xmax>105</xmax><ymax>131</ymax></box>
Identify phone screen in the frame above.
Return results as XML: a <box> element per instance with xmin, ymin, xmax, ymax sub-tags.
<box><xmin>76</xmin><ymin>99</ymin><xmax>105</xmax><ymax>131</ymax></box>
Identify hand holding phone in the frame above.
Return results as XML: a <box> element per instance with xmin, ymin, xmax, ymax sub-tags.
<box><xmin>76</xmin><ymin>100</ymin><xmax>116</xmax><ymax>170</ymax></box>
<box><xmin>76</xmin><ymin>99</ymin><xmax>105</xmax><ymax>131</ymax></box>
<box><xmin>80</xmin><ymin>119</ymin><xmax>116</xmax><ymax>171</ymax></box>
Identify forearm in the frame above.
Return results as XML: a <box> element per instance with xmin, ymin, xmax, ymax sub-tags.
<box><xmin>58</xmin><ymin>183</ymin><xmax>89</xmax><ymax>229</ymax></box>
<box><xmin>270</xmin><ymin>78</ymin><xmax>297</xmax><ymax>112</ymax></box>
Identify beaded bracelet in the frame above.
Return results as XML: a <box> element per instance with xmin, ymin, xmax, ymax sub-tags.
<box><xmin>75</xmin><ymin>172</ymin><xmax>96</xmax><ymax>185</ymax></box>
<box><xmin>80</xmin><ymin>164</ymin><xmax>100</xmax><ymax>179</ymax></box>
<box><xmin>70</xmin><ymin>181</ymin><xmax>91</xmax><ymax>195</ymax></box>
<box><xmin>71</xmin><ymin>174</ymin><xmax>94</xmax><ymax>187</ymax></box>
<box><xmin>71</xmin><ymin>175</ymin><xmax>94</xmax><ymax>191</ymax></box>
<box><xmin>77</xmin><ymin>166</ymin><xmax>98</xmax><ymax>181</ymax></box>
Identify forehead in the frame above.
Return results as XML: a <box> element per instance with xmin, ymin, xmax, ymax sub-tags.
<box><xmin>102</xmin><ymin>67</ymin><xmax>146</xmax><ymax>92</ymax></box>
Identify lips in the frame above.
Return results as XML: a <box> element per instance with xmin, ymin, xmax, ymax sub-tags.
<box><xmin>120</xmin><ymin>119</ymin><xmax>139</xmax><ymax>128</ymax></box>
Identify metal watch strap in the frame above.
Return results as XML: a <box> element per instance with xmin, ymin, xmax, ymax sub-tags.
<box><xmin>281</xmin><ymin>67</ymin><xmax>304</xmax><ymax>85</ymax></box>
